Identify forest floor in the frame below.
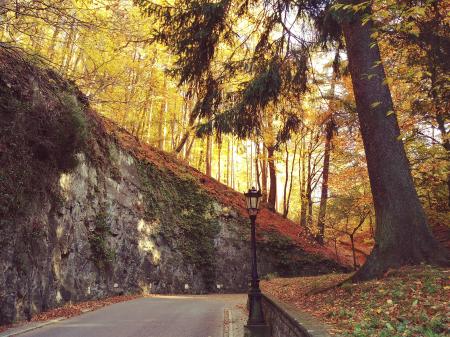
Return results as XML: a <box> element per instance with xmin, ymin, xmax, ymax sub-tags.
<box><xmin>261</xmin><ymin>265</ymin><xmax>449</xmax><ymax>337</ymax></box>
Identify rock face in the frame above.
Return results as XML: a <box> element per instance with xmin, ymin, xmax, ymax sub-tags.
<box><xmin>0</xmin><ymin>49</ymin><xmax>345</xmax><ymax>324</ymax></box>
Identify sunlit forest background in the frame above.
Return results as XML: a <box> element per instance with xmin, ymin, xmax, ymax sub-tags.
<box><xmin>2</xmin><ymin>0</ymin><xmax>448</xmax><ymax>255</ymax></box>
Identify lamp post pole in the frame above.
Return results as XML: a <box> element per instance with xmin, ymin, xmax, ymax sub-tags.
<box><xmin>244</xmin><ymin>188</ymin><xmax>270</xmax><ymax>337</ymax></box>
<box><xmin>247</xmin><ymin>213</ymin><xmax>265</xmax><ymax>323</ymax></box>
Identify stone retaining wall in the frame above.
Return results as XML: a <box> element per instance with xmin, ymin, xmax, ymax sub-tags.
<box><xmin>261</xmin><ymin>294</ymin><xmax>333</xmax><ymax>337</ymax></box>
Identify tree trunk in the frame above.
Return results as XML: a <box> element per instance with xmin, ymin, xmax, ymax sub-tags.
<box><xmin>299</xmin><ymin>137</ymin><xmax>307</xmax><ymax>227</ymax></box>
<box><xmin>267</xmin><ymin>146</ymin><xmax>277</xmax><ymax>212</ymax></box>
<box><xmin>158</xmin><ymin>76</ymin><xmax>167</xmax><ymax>150</ymax></box>
<box><xmin>231</xmin><ymin>137</ymin><xmax>235</xmax><ymax>189</ymax></box>
<box><xmin>261</xmin><ymin>144</ymin><xmax>268</xmax><ymax>202</ymax></box>
<box><xmin>341</xmin><ymin>3</ymin><xmax>449</xmax><ymax>281</ymax></box>
<box><xmin>175</xmin><ymin>132</ymin><xmax>190</xmax><ymax>153</ymax></box>
<box><xmin>283</xmin><ymin>144</ymin><xmax>289</xmax><ymax>218</ymax></box>
<box><xmin>306</xmin><ymin>144</ymin><xmax>313</xmax><ymax>229</ymax></box>
<box><xmin>217</xmin><ymin>141</ymin><xmax>222</xmax><ymax>182</ymax></box>
<box><xmin>317</xmin><ymin>120</ymin><xmax>334</xmax><ymax>244</ymax></box>
<box><xmin>206</xmin><ymin>134</ymin><xmax>212</xmax><ymax>177</ymax></box>
<box><xmin>317</xmin><ymin>52</ymin><xmax>339</xmax><ymax>244</ymax></box>
<box><xmin>284</xmin><ymin>140</ymin><xmax>298</xmax><ymax>218</ymax></box>
<box><xmin>226</xmin><ymin>138</ymin><xmax>231</xmax><ymax>186</ymax></box>
<box><xmin>185</xmin><ymin>136</ymin><xmax>195</xmax><ymax>162</ymax></box>
<box><xmin>350</xmin><ymin>234</ymin><xmax>357</xmax><ymax>271</ymax></box>
<box><xmin>255</xmin><ymin>142</ymin><xmax>261</xmax><ymax>191</ymax></box>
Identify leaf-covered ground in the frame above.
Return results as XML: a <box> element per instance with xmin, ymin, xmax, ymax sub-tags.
<box><xmin>261</xmin><ymin>266</ymin><xmax>449</xmax><ymax>337</ymax></box>
<box><xmin>0</xmin><ymin>295</ymin><xmax>141</xmax><ymax>334</ymax></box>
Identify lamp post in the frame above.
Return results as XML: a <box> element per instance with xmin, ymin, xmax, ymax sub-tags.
<box><xmin>244</xmin><ymin>187</ymin><xmax>270</xmax><ymax>337</ymax></box>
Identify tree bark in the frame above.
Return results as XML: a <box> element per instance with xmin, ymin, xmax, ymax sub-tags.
<box><xmin>226</xmin><ymin>138</ymin><xmax>231</xmax><ymax>186</ymax></box>
<box><xmin>341</xmin><ymin>3</ymin><xmax>449</xmax><ymax>281</ymax></box>
<box><xmin>267</xmin><ymin>146</ymin><xmax>277</xmax><ymax>212</ymax></box>
<box><xmin>261</xmin><ymin>144</ymin><xmax>268</xmax><ymax>202</ymax></box>
<box><xmin>158</xmin><ymin>76</ymin><xmax>167</xmax><ymax>150</ymax></box>
<box><xmin>317</xmin><ymin>119</ymin><xmax>334</xmax><ymax>244</ymax></box>
<box><xmin>284</xmin><ymin>140</ymin><xmax>298</xmax><ymax>218</ymax></box>
<box><xmin>206</xmin><ymin>134</ymin><xmax>212</xmax><ymax>177</ymax></box>
<box><xmin>255</xmin><ymin>142</ymin><xmax>261</xmax><ymax>191</ymax></box>
<box><xmin>283</xmin><ymin>143</ymin><xmax>289</xmax><ymax>218</ymax></box>
<box><xmin>306</xmin><ymin>141</ymin><xmax>313</xmax><ymax>228</ymax></box>
<box><xmin>217</xmin><ymin>140</ymin><xmax>222</xmax><ymax>182</ymax></box>
<box><xmin>299</xmin><ymin>136</ymin><xmax>307</xmax><ymax>227</ymax></box>
<box><xmin>317</xmin><ymin>52</ymin><xmax>339</xmax><ymax>244</ymax></box>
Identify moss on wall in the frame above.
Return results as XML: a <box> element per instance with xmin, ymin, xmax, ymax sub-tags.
<box><xmin>88</xmin><ymin>211</ymin><xmax>116</xmax><ymax>271</ymax></box>
<box><xmin>138</xmin><ymin>161</ymin><xmax>220</xmax><ymax>289</ymax></box>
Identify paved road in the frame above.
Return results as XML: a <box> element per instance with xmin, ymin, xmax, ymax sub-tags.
<box><xmin>16</xmin><ymin>295</ymin><xmax>247</xmax><ymax>337</ymax></box>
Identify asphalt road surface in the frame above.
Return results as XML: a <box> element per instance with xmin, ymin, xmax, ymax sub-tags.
<box><xmin>17</xmin><ymin>294</ymin><xmax>247</xmax><ymax>337</ymax></box>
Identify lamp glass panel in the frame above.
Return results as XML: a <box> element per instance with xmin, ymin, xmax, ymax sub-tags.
<box><xmin>246</xmin><ymin>197</ymin><xmax>252</xmax><ymax>209</ymax></box>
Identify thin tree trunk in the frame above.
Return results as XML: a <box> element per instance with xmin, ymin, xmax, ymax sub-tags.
<box><xmin>47</xmin><ymin>25</ymin><xmax>60</xmax><ymax>60</ymax></box>
<box><xmin>185</xmin><ymin>136</ymin><xmax>195</xmax><ymax>162</ymax></box>
<box><xmin>261</xmin><ymin>144</ymin><xmax>268</xmax><ymax>202</ymax></box>
<box><xmin>255</xmin><ymin>142</ymin><xmax>261</xmax><ymax>192</ymax></box>
<box><xmin>217</xmin><ymin>141</ymin><xmax>222</xmax><ymax>182</ymax></box>
<box><xmin>306</xmin><ymin>141</ymin><xmax>313</xmax><ymax>228</ymax></box>
<box><xmin>206</xmin><ymin>134</ymin><xmax>212</xmax><ymax>176</ymax></box>
<box><xmin>283</xmin><ymin>143</ymin><xmax>289</xmax><ymax>218</ymax></box>
<box><xmin>350</xmin><ymin>234</ymin><xmax>357</xmax><ymax>270</ymax></box>
<box><xmin>267</xmin><ymin>146</ymin><xmax>277</xmax><ymax>212</ymax></box>
<box><xmin>316</xmin><ymin>120</ymin><xmax>333</xmax><ymax>244</ymax></box>
<box><xmin>317</xmin><ymin>52</ymin><xmax>339</xmax><ymax>244</ymax></box>
<box><xmin>300</xmin><ymin>136</ymin><xmax>307</xmax><ymax>227</ymax></box>
<box><xmin>226</xmin><ymin>138</ymin><xmax>231</xmax><ymax>186</ymax></box>
<box><xmin>341</xmin><ymin>2</ymin><xmax>449</xmax><ymax>281</ymax></box>
<box><xmin>231</xmin><ymin>137</ymin><xmax>235</xmax><ymax>189</ymax></box>
<box><xmin>286</xmin><ymin>140</ymin><xmax>298</xmax><ymax>218</ymax></box>
<box><xmin>158</xmin><ymin>76</ymin><xmax>167</xmax><ymax>150</ymax></box>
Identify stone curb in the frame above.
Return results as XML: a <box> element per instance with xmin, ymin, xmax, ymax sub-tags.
<box><xmin>0</xmin><ymin>318</ymin><xmax>66</xmax><ymax>337</ymax></box>
<box><xmin>262</xmin><ymin>293</ymin><xmax>334</xmax><ymax>337</ymax></box>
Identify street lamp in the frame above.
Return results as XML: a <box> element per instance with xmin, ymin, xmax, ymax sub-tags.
<box><xmin>244</xmin><ymin>187</ymin><xmax>269</xmax><ymax>337</ymax></box>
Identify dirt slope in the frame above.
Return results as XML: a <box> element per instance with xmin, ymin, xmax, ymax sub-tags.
<box><xmin>96</xmin><ymin>115</ymin><xmax>351</xmax><ymax>266</ymax></box>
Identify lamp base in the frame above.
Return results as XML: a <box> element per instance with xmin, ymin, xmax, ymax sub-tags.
<box><xmin>244</xmin><ymin>323</ymin><xmax>271</xmax><ymax>337</ymax></box>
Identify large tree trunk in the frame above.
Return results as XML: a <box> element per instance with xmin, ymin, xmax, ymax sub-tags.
<box><xmin>341</xmin><ymin>3</ymin><xmax>449</xmax><ymax>281</ymax></box>
<box><xmin>267</xmin><ymin>146</ymin><xmax>277</xmax><ymax>212</ymax></box>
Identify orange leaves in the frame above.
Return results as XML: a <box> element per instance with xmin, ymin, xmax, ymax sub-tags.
<box><xmin>31</xmin><ymin>295</ymin><xmax>141</xmax><ymax>322</ymax></box>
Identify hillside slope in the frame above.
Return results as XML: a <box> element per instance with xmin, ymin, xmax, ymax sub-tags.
<box><xmin>0</xmin><ymin>49</ymin><xmax>347</xmax><ymax>324</ymax></box>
